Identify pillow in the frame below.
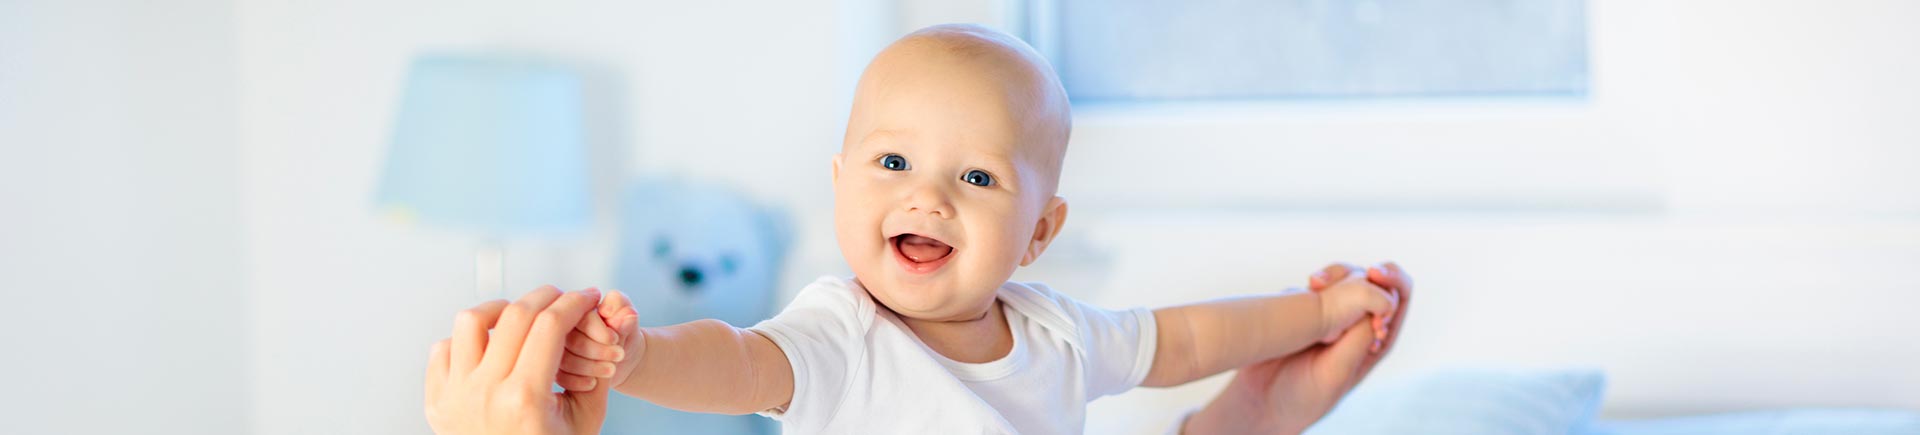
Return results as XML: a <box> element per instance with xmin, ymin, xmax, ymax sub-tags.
<box><xmin>1303</xmin><ymin>367</ymin><xmax>1607</xmax><ymax>435</ymax></box>
<box><xmin>1576</xmin><ymin>408</ymin><xmax>1920</xmax><ymax>435</ymax></box>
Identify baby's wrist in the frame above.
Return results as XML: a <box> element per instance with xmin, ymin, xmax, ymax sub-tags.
<box><xmin>609</xmin><ymin>326</ymin><xmax>651</xmax><ymax>389</ymax></box>
<box><xmin>1310</xmin><ymin>291</ymin><xmax>1337</xmax><ymax>340</ymax></box>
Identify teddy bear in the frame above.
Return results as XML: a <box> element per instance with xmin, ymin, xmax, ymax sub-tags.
<box><xmin>601</xmin><ymin>178</ymin><xmax>788</xmax><ymax>435</ymax></box>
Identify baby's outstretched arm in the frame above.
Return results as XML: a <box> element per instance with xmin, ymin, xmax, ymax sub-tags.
<box><xmin>614</xmin><ymin>319</ymin><xmax>794</xmax><ymax>414</ymax></box>
<box><xmin>560</xmin><ymin>291</ymin><xmax>795</xmax><ymax>415</ymax></box>
<box><xmin>1142</xmin><ymin>273</ymin><xmax>1396</xmax><ymax>387</ymax></box>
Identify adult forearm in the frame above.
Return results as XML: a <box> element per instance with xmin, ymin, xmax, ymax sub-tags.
<box><xmin>1183</xmin><ymin>389</ymin><xmax>1300</xmax><ymax>435</ymax></box>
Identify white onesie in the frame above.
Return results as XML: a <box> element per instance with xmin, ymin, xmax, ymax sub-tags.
<box><xmin>750</xmin><ymin>276</ymin><xmax>1159</xmax><ymax>434</ymax></box>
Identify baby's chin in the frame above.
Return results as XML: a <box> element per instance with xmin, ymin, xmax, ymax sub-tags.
<box><xmin>860</xmin><ymin>269</ymin><xmax>998</xmax><ymax>321</ymax></box>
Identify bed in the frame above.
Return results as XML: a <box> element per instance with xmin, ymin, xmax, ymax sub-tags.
<box><xmin>1045</xmin><ymin>212</ymin><xmax>1920</xmax><ymax>435</ymax></box>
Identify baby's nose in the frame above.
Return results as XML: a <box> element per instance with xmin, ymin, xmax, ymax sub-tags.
<box><xmin>902</xmin><ymin>183</ymin><xmax>955</xmax><ymax>218</ymax></box>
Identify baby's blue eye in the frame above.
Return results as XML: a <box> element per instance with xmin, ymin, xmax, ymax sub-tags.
<box><xmin>962</xmin><ymin>170</ymin><xmax>994</xmax><ymax>187</ymax></box>
<box><xmin>879</xmin><ymin>154</ymin><xmax>910</xmax><ymax>171</ymax></box>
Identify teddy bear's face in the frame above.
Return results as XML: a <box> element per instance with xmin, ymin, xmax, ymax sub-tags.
<box><xmin>614</xmin><ymin>182</ymin><xmax>784</xmax><ymax>328</ymax></box>
<box><xmin>647</xmin><ymin>233</ymin><xmax>741</xmax><ymax>292</ymax></box>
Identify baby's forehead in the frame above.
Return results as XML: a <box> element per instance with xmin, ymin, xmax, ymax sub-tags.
<box><xmin>849</xmin><ymin>25</ymin><xmax>1071</xmax><ymax>184</ymax></box>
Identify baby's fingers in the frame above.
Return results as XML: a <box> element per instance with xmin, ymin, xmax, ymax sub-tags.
<box><xmin>600</xmin><ymin>290</ymin><xmax>639</xmax><ymax>336</ymax></box>
<box><xmin>573</xmin><ymin>287</ymin><xmax>620</xmax><ymax>346</ymax></box>
<box><xmin>566</xmin><ymin>329</ymin><xmax>624</xmax><ymax>362</ymax></box>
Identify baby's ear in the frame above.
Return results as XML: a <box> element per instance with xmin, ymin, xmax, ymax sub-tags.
<box><xmin>830</xmin><ymin>153</ymin><xmax>843</xmax><ymax>183</ymax></box>
<box><xmin>1020</xmin><ymin>196</ymin><xmax>1069</xmax><ymax>266</ymax></box>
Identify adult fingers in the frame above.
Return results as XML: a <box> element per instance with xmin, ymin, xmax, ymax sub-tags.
<box><xmin>561</xmin><ymin>371</ymin><xmax>614</xmax><ymax>432</ymax></box>
<box><xmin>1366</xmin><ymin>262</ymin><xmax>1409</xmax><ymax>301</ymax></box>
<box><xmin>510</xmin><ymin>288</ymin><xmax>601</xmax><ymax>386</ymax></box>
<box><xmin>1367</xmin><ymin>262</ymin><xmax>1412</xmax><ymax>339</ymax></box>
<box><xmin>1308</xmin><ymin>262</ymin><xmax>1360</xmax><ymax>291</ymax></box>
<box><xmin>566</xmin><ymin>330</ymin><xmax>624</xmax><ymax>361</ymax></box>
<box><xmin>1367</xmin><ymin>262</ymin><xmax>1412</xmax><ymax>301</ymax></box>
<box><xmin>426</xmin><ymin>338</ymin><xmax>450</xmax><ymax>406</ymax></box>
<box><xmin>452</xmin><ymin>299</ymin><xmax>509</xmax><ymax>377</ymax></box>
<box><xmin>1359</xmin><ymin>263</ymin><xmax>1412</xmax><ymax>376</ymax></box>
<box><xmin>560</xmin><ymin>350</ymin><xmax>617</xmax><ymax>378</ymax></box>
<box><xmin>477</xmin><ymin>285</ymin><xmax>565</xmax><ymax>378</ymax></box>
<box><xmin>1372</xmin><ymin>261</ymin><xmax>1412</xmax><ymax>291</ymax></box>
<box><xmin>1319</xmin><ymin>322</ymin><xmax>1375</xmax><ymax>393</ymax></box>
<box><xmin>1359</xmin><ymin>282</ymin><xmax>1398</xmax><ymax>342</ymax></box>
<box><xmin>557</xmin><ymin>372</ymin><xmax>598</xmax><ymax>392</ymax></box>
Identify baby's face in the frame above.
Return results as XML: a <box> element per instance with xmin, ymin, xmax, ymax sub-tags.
<box><xmin>832</xmin><ymin>29</ymin><xmax>1069</xmax><ymax>322</ymax></box>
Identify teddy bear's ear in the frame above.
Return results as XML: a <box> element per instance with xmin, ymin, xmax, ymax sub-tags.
<box><xmin>620</xmin><ymin>179</ymin><xmax>663</xmax><ymax>222</ymax></box>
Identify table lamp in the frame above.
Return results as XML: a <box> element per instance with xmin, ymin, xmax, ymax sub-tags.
<box><xmin>376</xmin><ymin>53</ymin><xmax>592</xmax><ymax>299</ymax></box>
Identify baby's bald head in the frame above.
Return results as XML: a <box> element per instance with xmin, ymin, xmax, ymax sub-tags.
<box><xmin>843</xmin><ymin>24</ymin><xmax>1072</xmax><ymax>197</ymax></box>
<box><xmin>831</xmin><ymin>25</ymin><xmax>1077</xmax><ymax>317</ymax></box>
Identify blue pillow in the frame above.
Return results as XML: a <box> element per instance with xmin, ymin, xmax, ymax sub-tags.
<box><xmin>1576</xmin><ymin>408</ymin><xmax>1920</xmax><ymax>435</ymax></box>
<box><xmin>1304</xmin><ymin>368</ymin><xmax>1607</xmax><ymax>435</ymax></box>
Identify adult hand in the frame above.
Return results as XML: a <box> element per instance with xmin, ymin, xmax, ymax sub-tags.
<box><xmin>425</xmin><ymin>286</ymin><xmax>613</xmax><ymax>435</ymax></box>
<box><xmin>1309</xmin><ymin>263</ymin><xmax>1410</xmax><ymax>353</ymax></box>
<box><xmin>1182</xmin><ymin>263</ymin><xmax>1413</xmax><ymax>434</ymax></box>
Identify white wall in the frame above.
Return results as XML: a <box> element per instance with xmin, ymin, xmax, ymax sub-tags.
<box><xmin>0</xmin><ymin>1</ymin><xmax>246</xmax><ymax>434</ymax></box>
<box><xmin>233</xmin><ymin>0</ymin><xmax>880</xmax><ymax>433</ymax></box>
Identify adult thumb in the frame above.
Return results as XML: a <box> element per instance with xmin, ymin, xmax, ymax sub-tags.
<box><xmin>1318</xmin><ymin>322</ymin><xmax>1374</xmax><ymax>391</ymax></box>
<box><xmin>562</xmin><ymin>382</ymin><xmax>611</xmax><ymax>435</ymax></box>
<box><xmin>1308</xmin><ymin>262</ymin><xmax>1359</xmax><ymax>291</ymax></box>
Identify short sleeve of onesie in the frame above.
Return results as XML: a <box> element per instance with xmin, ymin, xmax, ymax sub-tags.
<box><xmin>747</xmin><ymin>277</ymin><xmax>872</xmax><ymax>427</ymax></box>
<box><xmin>1025</xmin><ymin>282</ymin><xmax>1159</xmax><ymax>399</ymax></box>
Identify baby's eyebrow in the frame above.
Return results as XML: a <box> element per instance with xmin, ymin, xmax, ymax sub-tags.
<box><xmin>975</xmin><ymin>151</ymin><xmax>1017</xmax><ymax>172</ymax></box>
<box><xmin>971</xmin><ymin>152</ymin><xmax>1028</xmax><ymax>185</ymax></box>
<box><xmin>857</xmin><ymin>129</ymin><xmax>908</xmax><ymax>149</ymax></box>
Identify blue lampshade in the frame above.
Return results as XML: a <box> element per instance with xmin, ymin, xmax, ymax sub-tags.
<box><xmin>376</xmin><ymin>54</ymin><xmax>592</xmax><ymax>236</ymax></box>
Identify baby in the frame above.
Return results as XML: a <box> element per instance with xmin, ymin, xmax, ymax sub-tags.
<box><xmin>558</xmin><ymin>24</ymin><xmax>1401</xmax><ymax>433</ymax></box>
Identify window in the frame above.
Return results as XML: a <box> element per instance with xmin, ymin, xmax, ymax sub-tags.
<box><xmin>1031</xmin><ymin>0</ymin><xmax>1589</xmax><ymax>101</ymax></box>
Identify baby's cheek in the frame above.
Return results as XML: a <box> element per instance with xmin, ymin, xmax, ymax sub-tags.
<box><xmin>972</xmin><ymin>224</ymin><xmax>1023</xmax><ymax>261</ymax></box>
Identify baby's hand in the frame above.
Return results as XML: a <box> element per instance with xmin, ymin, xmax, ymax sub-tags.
<box><xmin>556</xmin><ymin>288</ymin><xmax>641</xmax><ymax>392</ymax></box>
<box><xmin>1316</xmin><ymin>272</ymin><xmax>1398</xmax><ymax>349</ymax></box>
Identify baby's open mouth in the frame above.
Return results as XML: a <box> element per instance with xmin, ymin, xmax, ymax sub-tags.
<box><xmin>891</xmin><ymin>233</ymin><xmax>955</xmax><ymax>275</ymax></box>
<box><xmin>892</xmin><ymin>233</ymin><xmax>954</xmax><ymax>263</ymax></box>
